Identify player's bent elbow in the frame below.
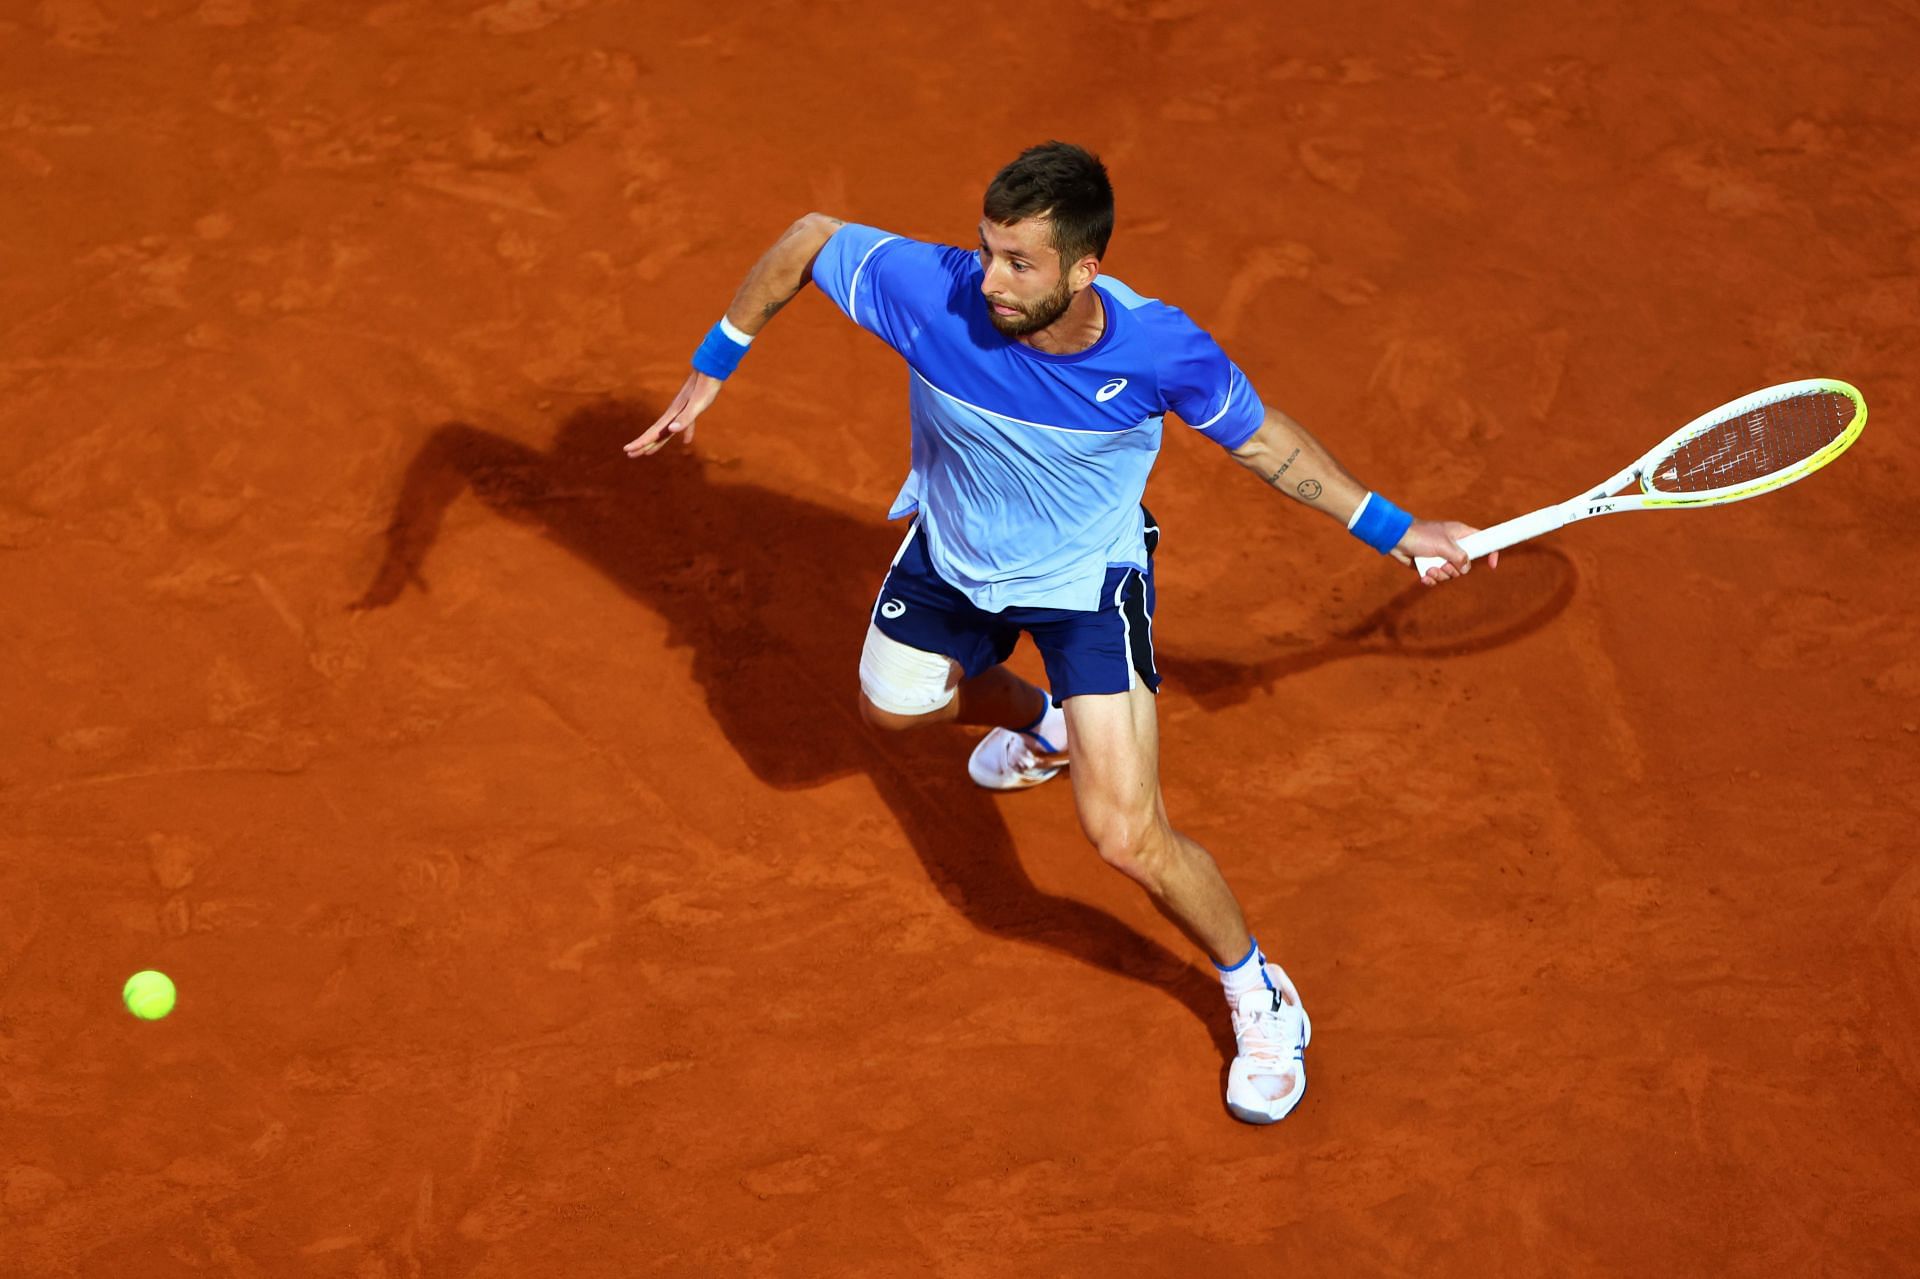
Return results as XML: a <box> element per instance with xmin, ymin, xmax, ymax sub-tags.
<box><xmin>782</xmin><ymin>212</ymin><xmax>846</xmax><ymax>283</ymax></box>
<box><xmin>792</xmin><ymin>211</ymin><xmax>846</xmax><ymax>248</ymax></box>
<box><xmin>1228</xmin><ymin>426</ymin><xmax>1281</xmax><ymax>472</ymax></box>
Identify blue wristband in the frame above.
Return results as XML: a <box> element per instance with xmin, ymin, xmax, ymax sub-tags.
<box><xmin>1349</xmin><ymin>492</ymin><xmax>1414</xmax><ymax>554</ymax></box>
<box><xmin>691</xmin><ymin>319</ymin><xmax>751</xmax><ymax>380</ymax></box>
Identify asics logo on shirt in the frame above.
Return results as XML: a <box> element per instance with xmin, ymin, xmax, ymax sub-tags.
<box><xmin>879</xmin><ymin>599</ymin><xmax>907</xmax><ymax>619</ymax></box>
<box><xmin>1095</xmin><ymin>377</ymin><xmax>1128</xmax><ymax>402</ymax></box>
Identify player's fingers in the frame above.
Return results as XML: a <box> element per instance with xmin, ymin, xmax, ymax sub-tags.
<box><xmin>624</xmin><ymin>415</ymin><xmax>675</xmax><ymax>456</ymax></box>
<box><xmin>1423</xmin><ymin>552</ymin><xmax>1466</xmax><ymax>584</ymax></box>
<box><xmin>624</xmin><ymin>427</ymin><xmax>667</xmax><ymax>456</ymax></box>
<box><xmin>651</xmin><ymin>392</ymin><xmax>691</xmax><ymax>432</ymax></box>
<box><xmin>1436</xmin><ymin>520</ymin><xmax>1479</xmax><ymax>572</ymax></box>
<box><xmin>1431</xmin><ymin>544</ymin><xmax>1470</xmax><ymax>576</ymax></box>
<box><xmin>624</xmin><ymin>382</ymin><xmax>702</xmax><ymax>456</ymax></box>
<box><xmin>628</xmin><ymin>409</ymin><xmax>697</xmax><ymax>457</ymax></box>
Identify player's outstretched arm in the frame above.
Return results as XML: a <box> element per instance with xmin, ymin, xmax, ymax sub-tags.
<box><xmin>624</xmin><ymin>213</ymin><xmax>845</xmax><ymax>458</ymax></box>
<box><xmin>1228</xmin><ymin>407</ymin><xmax>1496</xmax><ymax>585</ymax></box>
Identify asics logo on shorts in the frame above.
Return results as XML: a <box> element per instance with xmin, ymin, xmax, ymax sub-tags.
<box><xmin>1096</xmin><ymin>377</ymin><xmax>1128</xmax><ymax>402</ymax></box>
<box><xmin>879</xmin><ymin>599</ymin><xmax>907</xmax><ymax>619</ymax></box>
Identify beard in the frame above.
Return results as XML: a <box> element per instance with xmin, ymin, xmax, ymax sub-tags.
<box><xmin>985</xmin><ymin>275</ymin><xmax>1075</xmax><ymax>337</ymax></box>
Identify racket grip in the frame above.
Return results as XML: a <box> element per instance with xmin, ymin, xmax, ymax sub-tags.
<box><xmin>1409</xmin><ymin>509</ymin><xmax>1570</xmax><ymax>580</ymax></box>
<box><xmin>1412</xmin><ymin>529</ymin><xmax>1497</xmax><ymax>580</ymax></box>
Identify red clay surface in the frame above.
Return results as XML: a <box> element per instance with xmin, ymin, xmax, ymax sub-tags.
<box><xmin>4</xmin><ymin>2</ymin><xmax>1918</xmax><ymax>1275</ymax></box>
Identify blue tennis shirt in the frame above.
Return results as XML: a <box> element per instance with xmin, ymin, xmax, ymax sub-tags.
<box><xmin>812</xmin><ymin>223</ymin><xmax>1266</xmax><ymax>612</ymax></box>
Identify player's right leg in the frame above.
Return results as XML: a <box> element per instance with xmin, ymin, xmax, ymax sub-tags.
<box><xmin>857</xmin><ymin>640</ymin><xmax>1068</xmax><ymax>793</ymax></box>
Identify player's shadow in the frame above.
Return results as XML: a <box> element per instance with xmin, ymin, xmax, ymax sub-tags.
<box><xmin>356</xmin><ymin>400</ymin><xmax>1234</xmax><ymax>1057</ymax></box>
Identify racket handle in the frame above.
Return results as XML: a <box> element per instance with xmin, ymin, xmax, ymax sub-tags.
<box><xmin>1409</xmin><ymin>506</ymin><xmax>1572</xmax><ymax>579</ymax></box>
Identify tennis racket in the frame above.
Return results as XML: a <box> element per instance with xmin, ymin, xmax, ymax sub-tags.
<box><xmin>1413</xmin><ymin>378</ymin><xmax>1867</xmax><ymax>578</ymax></box>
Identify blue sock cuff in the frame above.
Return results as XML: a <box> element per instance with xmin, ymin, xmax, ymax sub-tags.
<box><xmin>1017</xmin><ymin>700</ymin><xmax>1063</xmax><ymax>754</ymax></box>
<box><xmin>1214</xmin><ymin>936</ymin><xmax>1260</xmax><ymax>973</ymax></box>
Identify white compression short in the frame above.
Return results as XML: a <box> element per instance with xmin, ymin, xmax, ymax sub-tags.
<box><xmin>858</xmin><ymin>623</ymin><xmax>957</xmax><ymax>717</ymax></box>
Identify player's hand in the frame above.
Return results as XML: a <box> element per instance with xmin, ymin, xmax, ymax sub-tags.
<box><xmin>624</xmin><ymin>371</ymin><xmax>722</xmax><ymax>457</ymax></box>
<box><xmin>1392</xmin><ymin>519</ymin><xmax>1498</xmax><ymax>585</ymax></box>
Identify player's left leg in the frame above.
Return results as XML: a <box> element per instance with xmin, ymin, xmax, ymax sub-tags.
<box><xmin>1060</xmin><ymin>684</ymin><xmax>1246</xmax><ymax>957</ymax></box>
<box><xmin>1063</xmin><ymin>684</ymin><xmax>1311</xmax><ymax>1125</ymax></box>
<box><xmin>1025</xmin><ymin>553</ymin><xmax>1310</xmax><ymax>1124</ymax></box>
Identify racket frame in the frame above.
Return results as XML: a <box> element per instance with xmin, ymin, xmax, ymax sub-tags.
<box><xmin>1441</xmin><ymin>377</ymin><xmax>1866</xmax><ymax>565</ymax></box>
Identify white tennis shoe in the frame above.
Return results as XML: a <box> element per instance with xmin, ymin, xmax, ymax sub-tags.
<box><xmin>966</xmin><ymin>727</ymin><xmax>1067</xmax><ymax>790</ymax></box>
<box><xmin>1225</xmin><ymin>963</ymin><xmax>1311</xmax><ymax>1125</ymax></box>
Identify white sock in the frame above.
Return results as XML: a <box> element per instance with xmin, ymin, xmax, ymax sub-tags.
<box><xmin>1217</xmin><ymin>936</ymin><xmax>1275</xmax><ymax>1002</ymax></box>
<box><xmin>1021</xmin><ymin>701</ymin><xmax>1068</xmax><ymax>754</ymax></box>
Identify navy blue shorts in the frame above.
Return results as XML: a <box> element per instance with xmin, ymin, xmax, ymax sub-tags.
<box><xmin>870</xmin><ymin>512</ymin><xmax>1162</xmax><ymax>707</ymax></box>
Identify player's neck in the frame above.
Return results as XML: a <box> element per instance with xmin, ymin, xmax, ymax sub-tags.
<box><xmin>1020</xmin><ymin>285</ymin><xmax>1105</xmax><ymax>356</ymax></box>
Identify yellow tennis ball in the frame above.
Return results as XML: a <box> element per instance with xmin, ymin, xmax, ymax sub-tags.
<box><xmin>122</xmin><ymin>970</ymin><xmax>176</xmax><ymax>1021</ymax></box>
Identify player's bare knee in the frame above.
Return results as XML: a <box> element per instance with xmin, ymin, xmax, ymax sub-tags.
<box><xmin>1085</xmin><ymin>809</ymin><xmax>1171</xmax><ymax>887</ymax></box>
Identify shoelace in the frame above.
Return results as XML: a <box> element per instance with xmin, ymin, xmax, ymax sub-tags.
<box><xmin>1234</xmin><ymin>992</ymin><xmax>1305</xmax><ymax>1064</ymax></box>
<box><xmin>1009</xmin><ymin>734</ymin><xmax>1053</xmax><ymax>777</ymax></box>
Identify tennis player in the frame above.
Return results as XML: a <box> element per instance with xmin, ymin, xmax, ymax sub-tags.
<box><xmin>625</xmin><ymin>141</ymin><xmax>1486</xmax><ymax>1124</ymax></box>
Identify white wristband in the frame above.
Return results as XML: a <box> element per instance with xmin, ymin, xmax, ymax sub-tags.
<box><xmin>717</xmin><ymin>315</ymin><xmax>755</xmax><ymax>347</ymax></box>
<box><xmin>1346</xmin><ymin>491</ymin><xmax>1374</xmax><ymax>530</ymax></box>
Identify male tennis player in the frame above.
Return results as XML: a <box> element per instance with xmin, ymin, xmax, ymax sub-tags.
<box><xmin>624</xmin><ymin>142</ymin><xmax>1485</xmax><ymax>1124</ymax></box>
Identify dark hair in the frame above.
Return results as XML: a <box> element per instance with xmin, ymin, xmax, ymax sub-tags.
<box><xmin>983</xmin><ymin>141</ymin><xmax>1114</xmax><ymax>265</ymax></box>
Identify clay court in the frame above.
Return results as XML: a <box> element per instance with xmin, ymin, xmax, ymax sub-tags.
<box><xmin>4</xmin><ymin>1</ymin><xmax>1918</xmax><ymax>1274</ymax></box>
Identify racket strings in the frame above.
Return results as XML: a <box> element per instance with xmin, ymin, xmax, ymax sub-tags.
<box><xmin>1647</xmin><ymin>390</ymin><xmax>1855</xmax><ymax>494</ymax></box>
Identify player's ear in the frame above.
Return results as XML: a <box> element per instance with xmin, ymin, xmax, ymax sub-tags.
<box><xmin>1068</xmin><ymin>253</ymin><xmax>1100</xmax><ymax>291</ymax></box>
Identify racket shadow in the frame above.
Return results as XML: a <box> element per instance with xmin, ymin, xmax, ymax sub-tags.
<box><xmin>355</xmin><ymin>401</ymin><xmax>1235</xmax><ymax>1059</ymax></box>
<box><xmin>1161</xmin><ymin>545</ymin><xmax>1577</xmax><ymax>710</ymax></box>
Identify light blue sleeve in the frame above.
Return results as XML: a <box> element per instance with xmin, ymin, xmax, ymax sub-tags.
<box><xmin>811</xmin><ymin>223</ymin><xmax>963</xmax><ymax>357</ymax></box>
<box><xmin>1152</xmin><ymin>306</ymin><xmax>1266</xmax><ymax>450</ymax></box>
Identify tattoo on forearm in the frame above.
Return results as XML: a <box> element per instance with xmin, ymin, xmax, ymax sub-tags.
<box><xmin>761</xmin><ymin>296</ymin><xmax>790</xmax><ymax>322</ymax></box>
<box><xmin>1296</xmin><ymin>478</ymin><xmax>1322</xmax><ymax>500</ymax></box>
<box><xmin>1266</xmin><ymin>448</ymin><xmax>1301</xmax><ymax>486</ymax></box>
